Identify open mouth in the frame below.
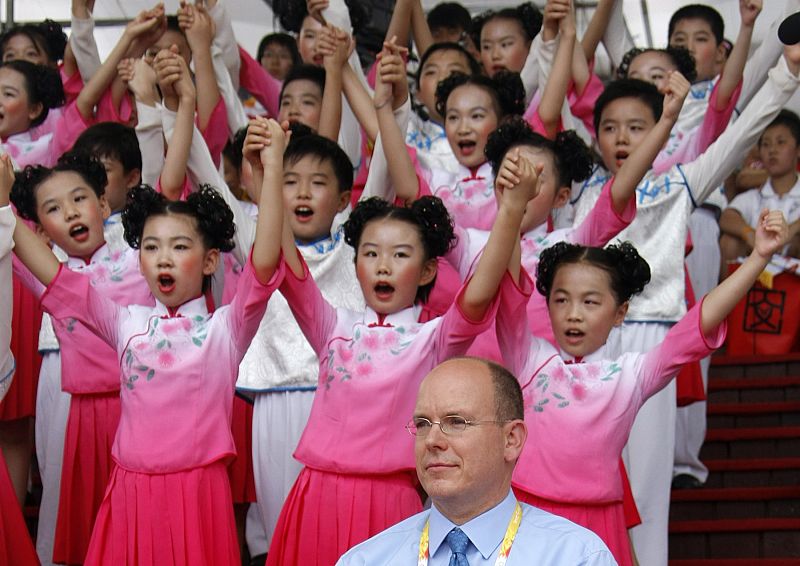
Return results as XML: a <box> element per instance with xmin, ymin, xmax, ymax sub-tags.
<box><xmin>69</xmin><ymin>224</ymin><xmax>90</xmax><ymax>242</ymax></box>
<box><xmin>157</xmin><ymin>274</ymin><xmax>176</xmax><ymax>294</ymax></box>
<box><xmin>458</xmin><ymin>140</ymin><xmax>477</xmax><ymax>156</ymax></box>
<box><xmin>374</xmin><ymin>282</ymin><xmax>395</xmax><ymax>300</ymax></box>
<box><xmin>564</xmin><ymin>329</ymin><xmax>585</xmax><ymax>344</ymax></box>
<box><xmin>491</xmin><ymin>65</ymin><xmax>507</xmax><ymax>74</ymax></box>
<box><xmin>294</xmin><ymin>206</ymin><xmax>313</xmax><ymax>222</ymax></box>
<box><xmin>615</xmin><ymin>150</ymin><xmax>629</xmax><ymax>167</ymax></box>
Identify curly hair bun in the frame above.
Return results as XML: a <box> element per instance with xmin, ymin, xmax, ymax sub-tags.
<box><xmin>122</xmin><ymin>185</ymin><xmax>165</xmax><ymax>249</ymax></box>
<box><xmin>410</xmin><ymin>196</ymin><xmax>456</xmax><ymax>258</ymax></box>
<box><xmin>491</xmin><ymin>71</ymin><xmax>526</xmax><ymax>118</ymax></box>
<box><xmin>554</xmin><ymin>130</ymin><xmax>593</xmax><ymax>184</ymax></box>
<box><xmin>189</xmin><ymin>185</ymin><xmax>236</xmax><ymax>253</ymax></box>
<box><xmin>10</xmin><ymin>165</ymin><xmax>50</xmax><ymax>221</ymax></box>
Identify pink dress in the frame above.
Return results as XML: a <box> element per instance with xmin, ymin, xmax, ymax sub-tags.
<box><xmin>497</xmin><ymin>271</ymin><xmax>725</xmax><ymax>565</ymax></box>
<box><xmin>15</xmin><ymin>244</ymin><xmax>152</xmax><ymax>564</ymax></box>
<box><xmin>267</xmin><ymin>255</ymin><xmax>503</xmax><ymax>566</ymax></box>
<box><xmin>40</xmin><ymin>258</ymin><xmax>283</xmax><ymax>565</ymax></box>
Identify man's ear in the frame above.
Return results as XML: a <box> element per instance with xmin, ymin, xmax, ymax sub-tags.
<box><xmin>504</xmin><ymin>420</ymin><xmax>528</xmax><ymax>464</ymax></box>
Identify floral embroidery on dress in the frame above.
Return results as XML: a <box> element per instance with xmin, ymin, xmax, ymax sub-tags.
<box><xmin>529</xmin><ymin>362</ymin><xmax>623</xmax><ymax>413</ymax></box>
<box><xmin>122</xmin><ymin>314</ymin><xmax>210</xmax><ymax>390</ymax></box>
<box><xmin>323</xmin><ymin>323</ymin><xmax>418</xmax><ymax>389</ymax></box>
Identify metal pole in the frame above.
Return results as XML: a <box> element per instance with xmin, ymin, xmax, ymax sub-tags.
<box><xmin>640</xmin><ymin>0</ymin><xmax>654</xmax><ymax>47</ymax></box>
<box><xmin>4</xmin><ymin>0</ymin><xmax>13</xmax><ymax>30</ymax></box>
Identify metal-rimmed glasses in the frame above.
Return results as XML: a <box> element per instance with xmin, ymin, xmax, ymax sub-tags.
<box><xmin>405</xmin><ymin>416</ymin><xmax>511</xmax><ymax>436</ymax></box>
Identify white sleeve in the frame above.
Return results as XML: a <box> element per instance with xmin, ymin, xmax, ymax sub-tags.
<box><xmin>737</xmin><ymin>0</ymin><xmax>800</xmax><ymax>113</ymax></box>
<box><xmin>361</xmin><ymin>98</ymin><xmax>412</xmax><ymax>202</ymax></box>
<box><xmin>0</xmin><ymin>207</ymin><xmax>15</xmax><ymax>402</ymax></box>
<box><xmin>600</xmin><ymin>0</ymin><xmax>634</xmax><ymax>69</ymax></box>
<box><xmin>161</xmin><ymin>106</ymin><xmax>255</xmax><ymax>266</ymax></box>
<box><xmin>69</xmin><ymin>13</ymin><xmax>101</xmax><ymax>81</ymax></box>
<box><xmin>135</xmin><ymin>101</ymin><xmax>166</xmax><ymax>188</ymax></box>
<box><xmin>520</xmin><ymin>35</ymin><xmax>556</xmax><ymax>104</ymax></box>
<box><xmin>211</xmin><ymin>44</ymin><xmax>249</xmax><ymax>135</ymax></box>
<box><xmin>208</xmin><ymin>0</ymin><xmax>241</xmax><ymax>91</ymax></box>
<box><xmin>682</xmin><ymin>57</ymin><xmax>800</xmax><ymax>206</ymax></box>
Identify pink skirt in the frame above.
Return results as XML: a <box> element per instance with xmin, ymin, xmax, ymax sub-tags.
<box><xmin>228</xmin><ymin>395</ymin><xmax>256</xmax><ymax>503</ymax></box>
<box><xmin>0</xmin><ymin>452</ymin><xmax>38</xmax><ymax>566</ymax></box>
<box><xmin>54</xmin><ymin>392</ymin><xmax>121</xmax><ymax>564</ymax></box>
<box><xmin>513</xmin><ymin>487</ymin><xmax>632</xmax><ymax>566</ymax></box>
<box><xmin>84</xmin><ymin>460</ymin><xmax>239</xmax><ymax>566</ymax></box>
<box><xmin>267</xmin><ymin>466</ymin><xmax>423</xmax><ymax>566</ymax></box>
<box><xmin>0</xmin><ymin>277</ymin><xmax>42</xmax><ymax>420</ymax></box>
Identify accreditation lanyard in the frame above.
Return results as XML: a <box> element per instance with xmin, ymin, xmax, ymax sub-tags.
<box><xmin>418</xmin><ymin>502</ymin><xmax>522</xmax><ymax>566</ymax></box>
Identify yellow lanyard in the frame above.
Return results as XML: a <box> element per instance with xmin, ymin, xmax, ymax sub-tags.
<box><xmin>418</xmin><ymin>502</ymin><xmax>522</xmax><ymax>566</ymax></box>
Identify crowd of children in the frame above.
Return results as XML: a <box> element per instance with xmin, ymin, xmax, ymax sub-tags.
<box><xmin>0</xmin><ymin>0</ymin><xmax>799</xmax><ymax>565</ymax></box>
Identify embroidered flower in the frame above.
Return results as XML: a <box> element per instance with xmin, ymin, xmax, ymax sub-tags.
<box><xmin>157</xmin><ymin>351</ymin><xmax>176</xmax><ymax>368</ymax></box>
<box><xmin>354</xmin><ymin>361</ymin><xmax>373</xmax><ymax>378</ymax></box>
<box><xmin>361</xmin><ymin>331</ymin><xmax>380</xmax><ymax>351</ymax></box>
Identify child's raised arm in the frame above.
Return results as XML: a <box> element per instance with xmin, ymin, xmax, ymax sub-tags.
<box><xmin>715</xmin><ymin>0</ymin><xmax>762</xmax><ymax>110</ymax></box>
<box><xmin>251</xmin><ymin>118</ymin><xmax>287</xmax><ymax>284</ymax></box>
<box><xmin>154</xmin><ymin>48</ymin><xmax>195</xmax><ymax>201</ymax></box>
<box><xmin>610</xmin><ymin>71</ymin><xmax>690</xmax><ymax>212</ymax></box>
<box><xmin>537</xmin><ymin>0</ymin><xmax>577</xmax><ymax>137</ymax></box>
<box><xmin>701</xmin><ymin>209</ymin><xmax>788</xmax><ymax>333</ymax></box>
<box><xmin>318</xmin><ymin>25</ymin><xmax>352</xmax><ymax>142</ymax></box>
<box><xmin>459</xmin><ymin>151</ymin><xmax>542</xmax><ymax>320</ymax></box>
<box><xmin>178</xmin><ymin>2</ymin><xmax>220</xmax><ymax>132</ymax></box>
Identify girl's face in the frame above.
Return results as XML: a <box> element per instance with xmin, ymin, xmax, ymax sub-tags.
<box><xmin>278</xmin><ymin>79</ymin><xmax>322</xmax><ymax>130</ymax></box>
<box><xmin>355</xmin><ymin>218</ymin><xmax>437</xmax><ymax>315</ymax></box>
<box><xmin>139</xmin><ymin>213</ymin><xmax>219</xmax><ymax>308</ymax></box>
<box><xmin>445</xmin><ymin>85</ymin><xmax>499</xmax><ymax>169</ymax></box>
<box><xmin>548</xmin><ymin>262</ymin><xmax>628</xmax><ymax>359</ymax></box>
<box><xmin>627</xmin><ymin>51</ymin><xmax>677</xmax><ymax>92</ymax></box>
<box><xmin>35</xmin><ymin>171</ymin><xmax>110</xmax><ymax>259</ymax></box>
<box><xmin>146</xmin><ymin>30</ymin><xmax>192</xmax><ymax>67</ymax></box>
<box><xmin>480</xmin><ymin>17</ymin><xmax>530</xmax><ymax>77</ymax></box>
<box><xmin>758</xmin><ymin>124</ymin><xmax>800</xmax><ymax>179</ymax></box>
<box><xmin>261</xmin><ymin>42</ymin><xmax>295</xmax><ymax>80</ymax></box>
<box><xmin>2</xmin><ymin>33</ymin><xmax>50</xmax><ymax>66</ymax></box>
<box><xmin>298</xmin><ymin>16</ymin><xmax>324</xmax><ymax>66</ymax></box>
<box><xmin>418</xmin><ymin>49</ymin><xmax>472</xmax><ymax>123</ymax></box>
<box><xmin>0</xmin><ymin>66</ymin><xmax>41</xmax><ymax>139</ymax></box>
<box><xmin>513</xmin><ymin>146</ymin><xmax>569</xmax><ymax>233</ymax></box>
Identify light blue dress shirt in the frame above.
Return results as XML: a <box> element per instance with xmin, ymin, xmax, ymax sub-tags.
<box><xmin>336</xmin><ymin>491</ymin><xmax>618</xmax><ymax>565</ymax></box>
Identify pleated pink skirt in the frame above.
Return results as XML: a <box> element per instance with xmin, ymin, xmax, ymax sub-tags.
<box><xmin>54</xmin><ymin>392</ymin><xmax>120</xmax><ymax>564</ymax></box>
<box><xmin>513</xmin><ymin>487</ymin><xmax>633</xmax><ymax>566</ymax></box>
<box><xmin>267</xmin><ymin>466</ymin><xmax>423</xmax><ymax>566</ymax></box>
<box><xmin>0</xmin><ymin>452</ymin><xmax>38</xmax><ymax>566</ymax></box>
<box><xmin>84</xmin><ymin>460</ymin><xmax>239</xmax><ymax>566</ymax></box>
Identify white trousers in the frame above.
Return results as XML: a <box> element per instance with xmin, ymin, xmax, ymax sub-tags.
<box><xmin>250</xmin><ymin>389</ymin><xmax>315</xmax><ymax>550</ymax></box>
<box><xmin>611</xmin><ymin>322</ymin><xmax>674</xmax><ymax>566</ymax></box>
<box><xmin>674</xmin><ymin>208</ymin><xmax>720</xmax><ymax>482</ymax></box>
<box><xmin>34</xmin><ymin>353</ymin><xmax>70</xmax><ymax>566</ymax></box>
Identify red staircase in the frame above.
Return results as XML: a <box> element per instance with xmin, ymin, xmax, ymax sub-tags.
<box><xmin>669</xmin><ymin>353</ymin><xmax>800</xmax><ymax>564</ymax></box>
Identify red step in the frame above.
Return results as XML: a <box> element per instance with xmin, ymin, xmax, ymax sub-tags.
<box><xmin>708</xmin><ymin>376</ymin><xmax>800</xmax><ymax>391</ymax></box>
<box><xmin>707</xmin><ymin>401</ymin><xmax>800</xmax><ymax>415</ymax></box>
<box><xmin>671</xmin><ymin>560</ymin><xmax>800</xmax><ymax>566</ymax></box>
<box><xmin>670</xmin><ymin>518</ymin><xmax>800</xmax><ymax>534</ymax></box>
<box><xmin>671</xmin><ymin>485</ymin><xmax>800</xmax><ymax>502</ymax></box>
<box><xmin>704</xmin><ymin>458</ymin><xmax>800</xmax><ymax>472</ymax></box>
<box><xmin>712</xmin><ymin>353</ymin><xmax>800</xmax><ymax>366</ymax></box>
<box><xmin>705</xmin><ymin>426</ymin><xmax>800</xmax><ymax>442</ymax></box>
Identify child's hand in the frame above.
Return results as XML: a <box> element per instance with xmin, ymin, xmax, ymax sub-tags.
<box><xmin>660</xmin><ymin>70</ymin><xmax>690</xmax><ymax>122</ymax></box>
<box><xmin>126</xmin><ymin>58</ymin><xmax>158</xmax><ymax>102</ymax></box>
<box><xmin>244</xmin><ymin>117</ymin><xmax>270</xmax><ymax>171</ymax></box>
<box><xmin>117</xmin><ymin>58</ymin><xmax>135</xmax><ymax>85</ymax></box>
<box><xmin>127</xmin><ymin>3</ymin><xmax>166</xmax><ymax>58</ymax></box>
<box><xmin>172</xmin><ymin>53</ymin><xmax>196</xmax><ymax>103</ymax></box>
<box><xmin>0</xmin><ymin>155</ymin><xmax>14</xmax><ymax>207</ymax></box>
<box><xmin>497</xmin><ymin>150</ymin><xmax>543</xmax><ymax>209</ymax></box>
<box><xmin>153</xmin><ymin>46</ymin><xmax>182</xmax><ymax>104</ymax></box>
<box><xmin>375</xmin><ymin>37</ymin><xmax>409</xmax><ymax>110</ymax></box>
<box><xmin>179</xmin><ymin>2</ymin><xmax>216</xmax><ymax>52</ymax></box>
<box><xmin>542</xmin><ymin>0</ymin><xmax>570</xmax><ymax>41</ymax></box>
<box><xmin>739</xmin><ymin>0</ymin><xmax>762</xmax><ymax>28</ymax></box>
<box><xmin>307</xmin><ymin>0</ymin><xmax>330</xmax><ymax>24</ymax></box>
<box><xmin>260</xmin><ymin>118</ymin><xmax>288</xmax><ymax>167</ymax></box>
<box><xmin>123</xmin><ymin>6</ymin><xmax>163</xmax><ymax>45</ymax></box>
<box><xmin>754</xmin><ymin>209</ymin><xmax>789</xmax><ymax>259</ymax></box>
<box><xmin>321</xmin><ymin>26</ymin><xmax>352</xmax><ymax>71</ymax></box>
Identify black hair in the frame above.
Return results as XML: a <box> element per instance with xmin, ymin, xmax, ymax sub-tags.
<box><xmin>435</xmin><ymin>71</ymin><xmax>526</xmax><ymax>122</ymax></box>
<box><xmin>72</xmin><ymin>122</ymin><xmax>143</xmax><ymax>175</ymax></box>
<box><xmin>122</xmin><ymin>184</ymin><xmax>236</xmax><ymax>254</ymax></box>
<box><xmin>0</xmin><ymin>20</ymin><xmax>67</xmax><ymax>65</ymax></box>
<box><xmin>668</xmin><ymin>4</ymin><xmax>724</xmax><ymax>45</ymax></box>
<box><xmin>275</xmin><ymin>0</ymin><xmax>368</xmax><ymax>34</ymax></box>
<box><xmin>283</xmin><ymin>129</ymin><xmax>353</xmax><ymax>193</ymax></box>
<box><xmin>536</xmin><ymin>241</ymin><xmax>651</xmax><ymax>305</ymax></box>
<box><xmin>485</xmin><ymin>117</ymin><xmax>593</xmax><ymax>188</ymax></box>
<box><xmin>0</xmin><ymin>59</ymin><xmax>65</xmax><ymax>127</ymax></box>
<box><xmin>256</xmin><ymin>32</ymin><xmax>302</xmax><ymax>68</ymax></box>
<box><xmin>165</xmin><ymin>15</ymin><xmax>186</xmax><ymax>37</ymax></box>
<box><xmin>760</xmin><ymin>109</ymin><xmax>800</xmax><ymax>147</ymax></box>
<box><xmin>343</xmin><ymin>196</ymin><xmax>455</xmax><ymax>303</ymax></box>
<box><xmin>471</xmin><ymin>3</ymin><xmax>543</xmax><ymax>50</ymax></box>
<box><xmin>616</xmin><ymin>46</ymin><xmax>697</xmax><ymax>84</ymax></box>
<box><xmin>222</xmin><ymin>127</ymin><xmax>247</xmax><ymax>175</ymax></box>
<box><xmin>593</xmin><ymin>79</ymin><xmax>663</xmax><ymax>137</ymax></box>
<box><xmin>280</xmin><ymin>63</ymin><xmax>326</xmax><ymax>101</ymax></box>
<box><xmin>415</xmin><ymin>42</ymin><xmax>482</xmax><ymax>88</ymax></box>
<box><xmin>11</xmin><ymin>152</ymin><xmax>107</xmax><ymax>223</ymax></box>
<box><xmin>427</xmin><ymin>3</ymin><xmax>473</xmax><ymax>35</ymax></box>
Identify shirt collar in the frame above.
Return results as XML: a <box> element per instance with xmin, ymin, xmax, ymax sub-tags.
<box><xmin>559</xmin><ymin>343</ymin><xmax>608</xmax><ymax>364</ymax></box>
<box><xmin>104</xmin><ymin>211</ymin><xmax>122</xmax><ymax>226</ymax></box>
<box><xmin>761</xmin><ymin>175</ymin><xmax>800</xmax><ymax>198</ymax></box>
<box><xmin>152</xmin><ymin>294</ymin><xmax>209</xmax><ymax>319</ymax></box>
<box><xmin>65</xmin><ymin>242</ymin><xmax>109</xmax><ymax>268</ymax></box>
<box><xmin>362</xmin><ymin>304</ymin><xmax>421</xmax><ymax>327</ymax></box>
<box><xmin>457</xmin><ymin>161</ymin><xmax>493</xmax><ymax>182</ymax></box>
<box><xmin>429</xmin><ymin>490</ymin><xmax>518</xmax><ymax>560</ymax></box>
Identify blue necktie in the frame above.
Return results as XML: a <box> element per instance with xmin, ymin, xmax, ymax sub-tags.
<box><xmin>445</xmin><ymin>527</ymin><xmax>470</xmax><ymax>566</ymax></box>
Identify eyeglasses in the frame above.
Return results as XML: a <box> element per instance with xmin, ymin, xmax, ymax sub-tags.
<box><xmin>405</xmin><ymin>416</ymin><xmax>511</xmax><ymax>436</ymax></box>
